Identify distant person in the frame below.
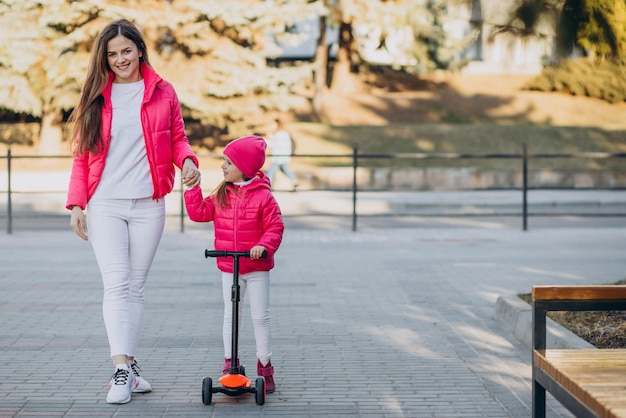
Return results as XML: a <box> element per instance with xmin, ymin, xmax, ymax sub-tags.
<box><xmin>66</xmin><ymin>18</ymin><xmax>201</xmax><ymax>404</ymax></box>
<box><xmin>266</xmin><ymin>118</ymin><xmax>299</xmax><ymax>191</ymax></box>
<box><xmin>184</xmin><ymin>135</ymin><xmax>284</xmax><ymax>393</ymax></box>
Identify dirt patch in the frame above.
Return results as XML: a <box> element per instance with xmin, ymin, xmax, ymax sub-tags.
<box><xmin>519</xmin><ymin>289</ymin><xmax>626</xmax><ymax>349</ymax></box>
<box><xmin>548</xmin><ymin>310</ymin><xmax>626</xmax><ymax>348</ymax></box>
<box><xmin>293</xmin><ymin>71</ymin><xmax>626</xmax><ymax>128</ymax></box>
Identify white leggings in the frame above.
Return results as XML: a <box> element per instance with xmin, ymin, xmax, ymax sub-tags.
<box><xmin>86</xmin><ymin>198</ymin><xmax>165</xmax><ymax>358</ymax></box>
<box><xmin>221</xmin><ymin>271</ymin><xmax>271</xmax><ymax>365</ymax></box>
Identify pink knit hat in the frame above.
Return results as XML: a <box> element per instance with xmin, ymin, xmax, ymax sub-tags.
<box><xmin>224</xmin><ymin>135</ymin><xmax>267</xmax><ymax>179</ymax></box>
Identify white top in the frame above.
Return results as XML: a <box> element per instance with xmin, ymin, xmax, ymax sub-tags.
<box><xmin>267</xmin><ymin>130</ymin><xmax>292</xmax><ymax>164</ymax></box>
<box><xmin>92</xmin><ymin>80</ymin><xmax>153</xmax><ymax>200</ymax></box>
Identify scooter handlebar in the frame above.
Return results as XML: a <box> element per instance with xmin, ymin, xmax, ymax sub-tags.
<box><xmin>205</xmin><ymin>249</ymin><xmax>267</xmax><ymax>259</ymax></box>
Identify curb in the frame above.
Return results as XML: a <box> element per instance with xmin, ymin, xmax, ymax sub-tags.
<box><xmin>495</xmin><ymin>295</ymin><xmax>595</xmax><ymax>350</ymax></box>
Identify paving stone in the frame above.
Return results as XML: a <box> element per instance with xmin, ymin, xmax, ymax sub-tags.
<box><xmin>2</xmin><ymin>221</ymin><xmax>625</xmax><ymax>417</ymax></box>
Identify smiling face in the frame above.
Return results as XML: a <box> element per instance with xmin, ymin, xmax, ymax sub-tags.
<box><xmin>107</xmin><ymin>35</ymin><xmax>143</xmax><ymax>83</ymax></box>
<box><xmin>221</xmin><ymin>155</ymin><xmax>245</xmax><ymax>183</ymax></box>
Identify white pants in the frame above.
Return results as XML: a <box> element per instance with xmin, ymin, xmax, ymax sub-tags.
<box><xmin>87</xmin><ymin>198</ymin><xmax>165</xmax><ymax>358</ymax></box>
<box><xmin>267</xmin><ymin>162</ymin><xmax>297</xmax><ymax>185</ymax></box>
<box><xmin>221</xmin><ymin>271</ymin><xmax>272</xmax><ymax>365</ymax></box>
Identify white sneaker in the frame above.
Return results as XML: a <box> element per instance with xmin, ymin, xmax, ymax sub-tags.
<box><xmin>106</xmin><ymin>365</ymin><xmax>133</xmax><ymax>404</ymax></box>
<box><xmin>130</xmin><ymin>360</ymin><xmax>152</xmax><ymax>393</ymax></box>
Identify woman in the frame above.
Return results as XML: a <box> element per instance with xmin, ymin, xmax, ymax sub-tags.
<box><xmin>66</xmin><ymin>18</ymin><xmax>201</xmax><ymax>404</ymax></box>
<box><xmin>266</xmin><ymin>118</ymin><xmax>299</xmax><ymax>191</ymax></box>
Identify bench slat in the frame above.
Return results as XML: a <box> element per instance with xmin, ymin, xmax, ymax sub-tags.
<box><xmin>534</xmin><ymin>349</ymin><xmax>626</xmax><ymax>418</ymax></box>
<box><xmin>533</xmin><ymin>285</ymin><xmax>626</xmax><ymax>301</ymax></box>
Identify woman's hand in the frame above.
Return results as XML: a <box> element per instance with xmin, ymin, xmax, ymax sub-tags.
<box><xmin>182</xmin><ymin>158</ymin><xmax>201</xmax><ymax>188</ymax></box>
<box><xmin>70</xmin><ymin>206</ymin><xmax>88</xmax><ymax>240</ymax></box>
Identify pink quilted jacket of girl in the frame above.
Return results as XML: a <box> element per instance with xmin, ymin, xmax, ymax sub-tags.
<box><xmin>184</xmin><ymin>173</ymin><xmax>284</xmax><ymax>274</ymax></box>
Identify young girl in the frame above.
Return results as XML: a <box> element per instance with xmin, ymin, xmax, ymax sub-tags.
<box><xmin>66</xmin><ymin>18</ymin><xmax>201</xmax><ymax>404</ymax></box>
<box><xmin>184</xmin><ymin>135</ymin><xmax>284</xmax><ymax>393</ymax></box>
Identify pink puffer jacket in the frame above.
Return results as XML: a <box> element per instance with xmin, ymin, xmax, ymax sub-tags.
<box><xmin>66</xmin><ymin>63</ymin><xmax>198</xmax><ymax>210</ymax></box>
<box><xmin>184</xmin><ymin>173</ymin><xmax>284</xmax><ymax>274</ymax></box>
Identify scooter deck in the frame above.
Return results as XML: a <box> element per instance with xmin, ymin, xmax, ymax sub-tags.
<box><xmin>212</xmin><ymin>385</ymin><xmax>257</xmax><ymax>397</ymax></box>
<box><xmin>219</xmin><ymin>373</ymin><xmax>251</xmax><ymax>389</ymax></box>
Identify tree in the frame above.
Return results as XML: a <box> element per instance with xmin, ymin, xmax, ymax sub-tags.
<box><xmin>499</xmin><ymin>0</ymin><xmax>626</xmax><ymax>61</ymax></box>
<box><xmin>568</xmin><ymin>0</ymin><xmax>626</xmax><ymax>59</ymax></box>
<box><xmin>304</xmin><ymin>0</ymin><xmax>464</xmax><ymax>119</ymax></box>
<box><xmin>325</xmin><ymin>1</ymin><xmax>475</xmax><ymax>86</ymax></box>
<box><xmin>1</xmin><ymin>0</ymin><xmax>478</xmax><ymax>152</ymax></box>
<box><xmin>0</xmin><ymin>0</ymin><xmax>322</xmax><ymax>152</ymax></box>
<box><xmin>174</xmin><ymin>0</ymin><xmax>325</xmax><ymax>142</ymax></box>
<box><xmin>0</xmin><ymin>0</ymin><xmax>74</xmax><ymax>153</ymax></box>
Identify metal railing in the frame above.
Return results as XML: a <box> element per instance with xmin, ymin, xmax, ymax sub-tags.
<box><xmin>2</xmin><ymin>146</ymin><xmax>626</xmax><ymax>234</ymax></box>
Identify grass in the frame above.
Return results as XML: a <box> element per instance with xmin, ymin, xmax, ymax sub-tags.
<box><xmin>283</xmin><ymin>72</ymin><xmax>626</xmax><ymax>171</ymax></box>
<box><xmin>518</xmin><ymin>279</ymin><xmax>626</xmax><ymax>349</ymax></box>
<box><xmin>289</xmin><ymin>122</ymin><xmax>626</xmax><ymax>171</ymax></box>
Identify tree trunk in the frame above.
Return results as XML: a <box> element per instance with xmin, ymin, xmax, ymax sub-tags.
<box><xmin>312</xmin><ymin>14</ymin><xmax>328</xmax><ymax>119</ymax></box>
<box><xmin>330</xmin><ymin>19</ymin><xmax>355</xmax><ymax>94</ymax></box>
<box><xmin>38</xmin><ymin>106</ymin><xmax>65</xmax><ymax>156</ymax></box>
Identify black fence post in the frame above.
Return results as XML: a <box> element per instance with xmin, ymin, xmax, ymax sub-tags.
<box><xmin>352</xmin><ymin>145</ymin><xmax>358</xmax><ymax>232</ymax></box>
<box><xmin>7</xmin><ymin>148</ymin><xmax>12</xmax><ymax>234</ymax></box>
<box><xmin>180</xmin><ymin>176</ymin><xmax>185</xmax><ymax>233</ymax></box>
<box><xmin>522</xmin><ymin>144</ymin><xmax>528</xmax><ymax>231</ymax></box>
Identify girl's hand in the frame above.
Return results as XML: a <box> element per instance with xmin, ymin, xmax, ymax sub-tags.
<box><xmin>249</xmin><ymin>245</ymin><xmax>266</xmax><ymax>260</ymax></box>
<box><xmin>182</xmin><ymin>158</ymin><xmax>201</xmax><ymax>188</ymax></box>
<box><xmin>70</xmin><ymin>206</ymin><xmax>88</xmax><ymax>240</ymax></box>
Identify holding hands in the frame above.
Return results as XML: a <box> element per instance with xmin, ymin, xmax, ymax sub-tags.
<box><xmin>182</xmin><ymin>158</ymin><xmax>201</xmax><ymax>188</ymax></box>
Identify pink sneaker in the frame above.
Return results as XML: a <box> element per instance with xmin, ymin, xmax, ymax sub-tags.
<box><xmin>257</xmin><ymin>360</ymin><xmax>275</xmax><ymax>393</ymax></box>
<box><xmin>221</xmin><ymin>358</ymin><xmax>241</xmax><ymax>376</ymax></box>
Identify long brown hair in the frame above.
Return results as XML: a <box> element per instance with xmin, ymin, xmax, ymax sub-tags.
<box><xmin>68</xmin><ymin>19</ymin><xmax>150</xmax><ymax>155</ymax></box>
<box><xmin>211</xmin><ymin>173</ymin><xmax>252</xmax><ymax>209</ymax></box>
<box><xmin>212</xmin><ymin>181</ymin><xmax>230</xmax><ymax>208</ymax></box>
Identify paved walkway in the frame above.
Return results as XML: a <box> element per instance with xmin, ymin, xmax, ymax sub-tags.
<box><xmin>1</xmin><ymin>216</ymin><xmax>625</xmax><ymax>417</ymax></box>
<box><xmin>5</xmin><ymin>188</ymin><xmax>626</xmax><ymax>234</ymax></box>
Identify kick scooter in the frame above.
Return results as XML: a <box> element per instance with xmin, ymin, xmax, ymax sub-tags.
<box><xmin>201</xmin><ymin>249</ymin><xmax>266</xmax><ymax>406</ymax></box>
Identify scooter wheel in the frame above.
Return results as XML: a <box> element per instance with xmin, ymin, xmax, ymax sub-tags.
<box><xmin>202</xmin><ymin>377</ymin><xmax>212</xmax><ymax>405</ymax></box>
<box><xmin>255</xmin><ymin>376</ymin><xmax>266</xmax><ymax>405</ymax></box>
<box><xmin>240</xmin><ymin>364</ymin><xmax>246</xmax><ymax>376</ymax></box>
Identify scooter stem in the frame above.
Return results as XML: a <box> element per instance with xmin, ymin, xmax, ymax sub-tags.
<box><xmin>230</xmin><ymin>254</ymin><xmax>241</xmax><ymax>375</ymax></box>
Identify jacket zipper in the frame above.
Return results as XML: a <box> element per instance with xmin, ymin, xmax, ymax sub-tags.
<box><xmin>233</xmin><ymin>190</ymin><xmax>240</xmax><ymax>250</ymax></box>
<box><xmin>141</xmin><ymin>99</ymin><xmax>159</xmax><ymax>199</ymax></box>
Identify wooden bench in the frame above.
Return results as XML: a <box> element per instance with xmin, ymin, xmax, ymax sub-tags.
<box><xmin>532</xmin><ymin>285</ymin><xmax>626</xmax><ymax>418</ymax></box>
